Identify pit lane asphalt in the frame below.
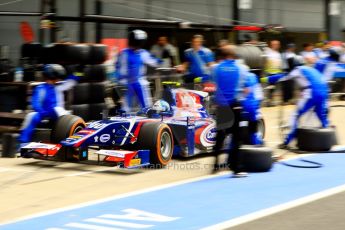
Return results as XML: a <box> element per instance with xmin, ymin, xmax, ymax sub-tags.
<box><xmin>228</xmin><ymin>191</ymin><xmax>345</xmax><ymax>230</ymax></box>
<box><xmin>0</xmin><ymin>101</ymin><xmax>344</xmax><ymax>224</ymax></box>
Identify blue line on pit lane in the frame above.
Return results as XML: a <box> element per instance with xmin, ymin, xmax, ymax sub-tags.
<box><xmin>2</xmin><ymin>153</ymin><xmax>345</xmax><ymax>230</ymax></box>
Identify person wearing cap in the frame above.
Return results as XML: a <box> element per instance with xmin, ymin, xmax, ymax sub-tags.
<box><xmin>261</xmin><ymin>56</ymin><xmax>329</xmax><ymax>149</ymax></box>
<box><xmin>213</xmin><ymin>45</ymin><xmax>250</xmax><ymax>178</ymax></box>
<box><xmin>19</xmin><ymin>64</ymin><xmax>79</xmax><ymax>143</ymax></box>
<box><xmin>116</xmin><ymin>30</ymin><xmax>162</xmax><ymax>112</ymax></box>
<box><xmin>177</xmin><ymin>35</ymin><xmax>215</xmax><ymax>88</ymax></box>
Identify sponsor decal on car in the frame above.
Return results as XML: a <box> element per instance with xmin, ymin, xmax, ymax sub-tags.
<box><xmin>100</xmin><ymin>134</ymin><xmax>111</xmax><ymax>143</ymax></box>
<box><xmin>78</xmin><ymin>130</ymin><xmax>95</xmax><ymax>134</ymax></box>
<box><xmin>68</xmin><ymin>135</ymin><xmax>83</xmax><ymax>139</ymax></box>
<box><xmin>129</xmin><ymin>158</ymin><xmax>141</xmax><ymax>167</ymax></box>
<box><xmin>200</xmin><ymin>124</ymin><xmax>217</xmax><ymax>147</ymax></box>
<box><xmin>87</xmin><ymin>121</ymin><xmax>108</xmax><ymax>130</ymax></box>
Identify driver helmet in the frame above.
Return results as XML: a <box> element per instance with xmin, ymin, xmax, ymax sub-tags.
<box><xmin>43</xmin><ymin>64</ymin><xmax>66</xmax><ymax>80</ymax></box>
<box><xmin>152</xmin><ymin>100</ymin><xmax>171</xmax><ymax>113</ymax></box>
<box><xmin>128</xmin><ymin>29</ymin><xmax>147</xmax><ymax>48</ymax></box>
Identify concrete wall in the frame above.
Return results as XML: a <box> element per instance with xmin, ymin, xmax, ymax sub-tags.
<box><xmin>0</xmin><ymin>0</ymin><xmax>335</xmax><ymax>63</ymax></box>
<box><xmin>240</xmin><ymin>0</ymin><xmax>325</xmax><ymax>32</ymax></box>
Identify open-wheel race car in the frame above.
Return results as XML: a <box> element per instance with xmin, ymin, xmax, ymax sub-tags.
<box><xmin>20</xmin><ymin>85</ymin><xmax>266</xmax><ymax>169</ymax></box>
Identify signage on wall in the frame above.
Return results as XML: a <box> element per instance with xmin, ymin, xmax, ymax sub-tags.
<box><xmin>20</xmin><ymin>21</ymin><xmax>34</xmax><ymax>43</ymax></box>
<box><xmin>329</xmin><ymin>1</ymin><xmax>341</xmax><ymax>16</ymax></box>
<box><xmin>239</xmin><ymin>0</ymin><xmax>252</xmax><ymax>10</ymax></box>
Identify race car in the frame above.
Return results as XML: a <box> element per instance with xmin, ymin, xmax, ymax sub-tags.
<box><xmin>20</xmin><ymin>86</ymin><xmax>265</xmax><ymax>168</ymax></box>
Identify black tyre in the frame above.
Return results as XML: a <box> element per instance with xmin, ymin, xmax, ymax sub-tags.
<box><xmin>51</xmin><ymin>115</ymin><xmax>85</xmax><ymax>142</ymax></box>
<box><xmin>88</xmin><ymin>44</ymin><xmax>107</xmax><ymax>64</ymax></box>
<box><xmin>32</xmin><ymin>128</ymin><xmax>52</xmax><ymax>143</ymax></box>
<box><xmin>21</xmin><ymin>43</ymin><xmax>42</xmax><ymax>58</ymax></box>
<box><xmin>66</xmin><ymin>44</ymin><xmax>90</xmax><ymax>64</ymax></box>
<box><xmin>51</xmin><ymin>115</ymin><xmax>85</xmax><ymax>161</ymax></box>
<box><xmin>89</xmin><ymin>103</ymin><xmax>106</xmax><ymax>120</ymax></box>
<box><xmin>84</xmin><ymin>64</ymin><xmax>107</xmax><ymax>82</ymax></box>
<box><xmin>53</xmin><ymin>43</ymin><xmax>70</xmax><ymax>64</ymax></box>
<box><xmin>136</xmin><ymin>122</ymin><xmax>174</xmax><ymax>167</ymax></box>
<box><xmin>297</xmin><ymin>127</ymin><xmax>337</xmax><ymax>151</ymax></box>
<box><xmin>72</xmin><ymin>83</ymin><xmax>90</xmax><ymax>105</ymax></box>
<box><xmin>71</xmin><ymin>104</ymin><xmax>90</xmax><ymax>121</ymax></box>
<box><xmin>1</xmin><ymin>133</ymin><xmax>19</xmax><ymax>158</ymax></box>
<box><xmin>40</xmin><ymin>44</ymin><xmax>57</xmax><ymax>63</ymax></box>
<box><xmin>89</xmin><ymin>82</ymin><xmax>106</xmax><ymax>103</ymax></box>
<box><xmin>240</xmin><ymin>145</ymin><xmax>273</xmax><ymax>172</ymax></box>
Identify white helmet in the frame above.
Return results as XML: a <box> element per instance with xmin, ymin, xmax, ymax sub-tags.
<box><xmin>152</xmin><ymin>100</ymin><xmax>171</xmax><ymax>113</ymax></box>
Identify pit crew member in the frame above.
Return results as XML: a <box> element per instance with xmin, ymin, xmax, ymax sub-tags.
<box><xmin>213</xmin><ymin>45</ymin><xmax>250</xmax><ymax>178</ymax></box>
<box><xmin>242</xmin><ymin>72</ymin><xmax>264</xmax><ymax>145</ymax></box>
<box><xmin>19</xmin><ymin>64</ymin><xmax>79</xmax><ymax>143</ymax></box>
<box><xmin>177</xmin><ymin>34</ymin><xmax>215</xmax><ymax>88</ymax></box>
<box><xmin>116</xmin><ymin>30</ymin><xmax>162</xmax><ymax>112</ymax></box>
<box><xmin>262</xmin><ymin>56</ymin><xmax>329</xmax><ymax>149</ymax></box>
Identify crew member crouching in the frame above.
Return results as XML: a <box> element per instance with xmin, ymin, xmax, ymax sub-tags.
<box><xmin>262</xmin><ymin>56</ymin><xmax>329</xmax><ymax>149</ymax></box>
<box><xmin>19</xmin><ymin>64</ymin><xmax>79</xmax><ymax>143</ymax></box>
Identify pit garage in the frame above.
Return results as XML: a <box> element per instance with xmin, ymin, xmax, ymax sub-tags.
<box><xmin>1</xmin><ymin>1</ymin><xmax>345</xmax><ymax>230</ymax></box>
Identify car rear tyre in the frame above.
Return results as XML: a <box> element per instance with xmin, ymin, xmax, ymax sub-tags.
<box><xmin>136</xmin><ymin>122</ymin><xmax>174</xmax><ymax>167</ymax></box>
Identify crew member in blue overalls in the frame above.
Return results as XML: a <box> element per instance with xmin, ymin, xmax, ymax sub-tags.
<box><xmin>242</xmin><ymin>72</ymin><xmax>264</xmax><ymax>145</ymax></box>
<box><xmin>116</xmin><ymin>30</ymin><xmax>162</xmax><ymax>112</ymax></box>
<box><xmin>213</xmin><ymin>45</ymin><xmax>250</xmax><ymax>178</ymax></box>
<box><xmin>19</xmin><ymin>64</ymin><xmax>79</xmax><ymax>143</ymax></box>
<box><xmin>314</xmin><ymin>47</ymin><xmax>344</xmax><ymax>81</ymax></box>
<box><xmin>262</xmin><ymin>56</ymin><xmax>329</xmax><ymax>149</ymax></box>
<box><xmin>177</xmin><ymin>34</ymin><xmax>215</xmax><ymax>88</ymax></box>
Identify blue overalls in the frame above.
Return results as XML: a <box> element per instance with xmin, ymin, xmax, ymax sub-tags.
<box><xmin>184</xmin><ymin>47</ymin><xmax>214</xmax><ymax>82</ymax></box>
<box><xmin>242</xmin><ymin>73</ymin><xmax>264</xmax><ymax>145</ymax></box>
<box><xmin>116</xmin><ymin>48</ymin><xmax>161</xmax><ymax>112</ymax></box>
<box><xmin>213</xmin><ymin>59</ymin><xmax>249</xmax><ymax>172</ymax></box>
<box><xmin>268</xmin><ymin>66</ymin><xmax>329</xmax><ymax>145</ymax></box>
<box><xmin>19</xmin><ymin>76</ymin><xmax>78</xmax><ymax>143</ymax></box>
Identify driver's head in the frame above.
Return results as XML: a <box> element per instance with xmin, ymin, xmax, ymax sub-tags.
<box><xmin>152</xmin><ymin>100</ymin><xmax>171</xmax><ymax>113</ymax></box>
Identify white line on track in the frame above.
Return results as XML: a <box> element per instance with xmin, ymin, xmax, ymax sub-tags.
<box><xmin>0</xmin><ymin>154</ymin><xmax>322</xmax><ymax>227</ymax></box>
<box><xmin>201</xmin><ymin>184</ymin><xmax>345</xmax><ymax>230</ymax></box>
<box><xmin>65</xmin><ymin>167</ymin><xmax>121</xmax><ymax>177</ymax></box>
<box><xmin>0</xmin><ymin>171</ymin><xmax>231</xmax><ymax>226</ymax></box>
<box><xmin>0</xmin><ymin>167</ymin><xmax>34</xmax><ymax>173</ymax></box>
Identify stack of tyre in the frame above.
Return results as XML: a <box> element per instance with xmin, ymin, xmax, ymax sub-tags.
<box><xmin>22</xmin><ymin>42</ymin><xmax>109</xmax><ymax>121</ymax></box>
